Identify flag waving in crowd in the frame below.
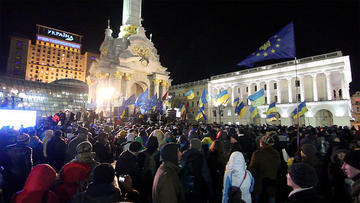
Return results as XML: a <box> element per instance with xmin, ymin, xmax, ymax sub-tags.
<box><xmin>185</xmin><ymin>90</ymin><xmax>195</xmax><ymax>100</ymax></box>
<box><xmin>293</xmin><ymin>101</ymin><xmax>308</xmax><ymax>118</ymax></box>
<box><xmin>216</xmin><ymin>90</ymin><xmax>230</xmax><ymax>106</ymax></box>
<box><xmin>266</xmin><ymin>102</ymin><xmax>277</xmax><ymax>115</ymax></box>
<box><xmin>249</xmin><ymin>105</ymin><xmax>258</xmax><ymax>118</ymax></box>
<box><xmin>248</xmin><ymin>89</ymin><xmax>265</xmax><ymax>107</ymax></box>
<box><xmin>237</xmin><ymin>101</ymin><xmax>247</xmax><ymax>119</ymax></box>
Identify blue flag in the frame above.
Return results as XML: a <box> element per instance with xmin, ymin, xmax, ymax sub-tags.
<box><xmin>237</xmin><ymin>22</ymin><xmax>296</xmax><ymax>67</ymax></box>
<box><xmin>198</xmin><ymin>88</ymin><xmax>208</xmax><ymax>107</ymax></box>
<box><xmin>135</xmin><ymin>89</ymin><xmax>148</xmax><ymax>107</ymax></box>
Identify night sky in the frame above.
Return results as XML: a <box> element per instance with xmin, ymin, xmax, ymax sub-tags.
<box><xmin>1</xmin><ymin>0</ymin><xmax>359</xmax><ymax>93</ymax></box>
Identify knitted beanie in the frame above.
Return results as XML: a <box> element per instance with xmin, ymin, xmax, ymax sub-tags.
<box><xmin>288</xmin><ymin>163</ymin><xmax>318</xmax><ymax>188</ymax></box>
<box><xmin>160</xmin><ymin>143</ymin><xmax>179</xmax><ymax>165</ymax></box>
<box><xmin>76</xmin><ymin>141</ymin><xmax>92</xmax><ymax>154</ymax></box>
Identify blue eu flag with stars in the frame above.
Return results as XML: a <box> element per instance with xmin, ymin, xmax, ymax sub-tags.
<box><xmin>237</xmin><ymin>22</ymin><xmax>296</xmax><ymax>67</ymax></box>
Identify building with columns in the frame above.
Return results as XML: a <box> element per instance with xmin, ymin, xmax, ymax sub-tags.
<box><xmin>87</xmin><ymin>0</ymin><xmax>171</xmax><ymax>115</ymax></box>
<box><xmin>170</xmin><ymin>51</ymin><xmax>353</xmax><ymax>127</ymax></box>
<box><xmin>351</xmin><ymin>91</ymin><xmax>360</xmax><ymax>130</ymax></box>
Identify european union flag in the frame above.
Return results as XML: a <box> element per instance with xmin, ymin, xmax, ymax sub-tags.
<box><xmin>198</xmin><ymin>88</ymin><xmax>208</xmax><ymax>107</ymax></box>
<box><xmin>237</xmin><ymin>22</ymin><xmax>296</xmax><ymax>67</ymax></box>
<box><xmin>135</xmin><ymin>89</ymin><xmax>148</xmax><ymax>107</ymax></box>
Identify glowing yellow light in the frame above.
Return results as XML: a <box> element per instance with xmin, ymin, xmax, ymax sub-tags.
<box><xmin>96</xmin><ymin>86</ymin><xmax>114</xmax><ymax>105</ymax></box>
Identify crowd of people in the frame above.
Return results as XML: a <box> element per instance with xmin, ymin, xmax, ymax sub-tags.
<box><xmin>0</xmin><ymin>110</ymin><xmax>359</xmax><ymax>203</ymax></box>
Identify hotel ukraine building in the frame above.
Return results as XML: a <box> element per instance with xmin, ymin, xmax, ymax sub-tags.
<box><xmin>2</xmin><ymin>25</ymin><xmax>99</xmax><ymax>117</ymax></box>
<box><xmin>169</xmin><ymin>51</ymin><xmax>353</xmax><ymax>127</ymax></box>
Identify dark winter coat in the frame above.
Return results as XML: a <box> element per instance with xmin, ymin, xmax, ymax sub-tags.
<box><xmin>71</xmin><ymin>183</ymin><xmax>121</xmax><ymax>203</ymax></box>
<box><xmin>46</xmin><ymin>135</ymin><xmax>67</xmax><ymax>172</ymax></box>
<box><xmin>248</xmin><ymin>145</ymin><xmax>280</xmax><ymax>196</ymax></box>
<box><xmin>288</xmin><ymin>188</ymin><xmax>327</xmax><ymax>203</ymax></box>
<box><xmin>152</xmin><ymin>161</ymin><xmax>185</xmax><ymax>203</ymax></box>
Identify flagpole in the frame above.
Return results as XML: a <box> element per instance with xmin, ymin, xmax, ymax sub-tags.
<box><xmin>295</xmin><ymin>57</ymin><xmax>301</xmax><ymax>155</ymax></box>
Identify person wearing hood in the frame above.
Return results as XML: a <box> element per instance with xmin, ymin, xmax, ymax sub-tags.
<box><xmin>137</xmin><ymin>136</ymin><xmax>160</xmax><ymax>201</ymax></box>
<box><xmin>151</xmin><ymin>129</ymin><xmax>167</xmax><ymax>150</ymax></box>
<box><xmin>222</xmin><ymin>151</ymin><xmax>254</xmax><ymax>203</ymax></box>
<box><xmin>71</xmin><ymin>163</ymin><xmax>121</xmax><ymax>203</ymax></box>
<box><xmin>56</xmin><ymin>141</ymin><xmax>99</xmax><ymax>202</ymax></box>
<box><xmin>66</xmin><ymin>127</ymin><xmax>89</xmax><ymax>162</ymax></box>
<box><xmin>180</xmin><ymin>138</ymin><xmax>212</xmax><ymax>202</ymax></box>
<box><xmin>152</xmin><ymin>143</ymin><xmax>185</xmax><ymax>203</ymax></box>
<box><xmin>11</xmin><ymin>164</ymin><xmax>59</xmax><ymax>203</ymax></box>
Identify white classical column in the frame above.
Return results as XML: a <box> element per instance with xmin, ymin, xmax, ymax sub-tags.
<box><xmin>288</xmin><ymin>78</ymin><xmax>293</xmax><ymax>103</ymax></box>
<box><xmin>231</xmin><ymin>85</ymin><xmax>235</xmax><ymax>106</ymax></box>
<box><xmin>276</xmin><ymin>79</ymin><xmax>281</xmax><ymax>103</ymax></box>
<box><xmin>152</xmin><ymin>78</ymin><xmax>160</xmax><ymax>98</ymax></box>
<box><xmin>324</xmin><ymin>72</ymin><xmax>332</xmax><ymax>100</ymax></box>
<box><xmin>312</xmin><ymin>73</ymin><xmax>318</xmax><ymax>101</ymax></box>
<box><xmin>123</xmin><ymin>73</ymin><xmax>131</xmax><ymax>98</ymax></box>
<box><xmin>299</xmin><ymin>76</ymin><xmax>305</xmax><ymax>102</ymax></box>
<box><xmin>344</xmin><ymin>78</ymin><xmax>350</xmax><ymax>100</ymax></box>
<box><xmin>239</xmin><ymin>84</ymin><xmax>243</xmax><ymax>102</ymax></box>
<box><xmin>339</xmin><ymin>71</ymin><xmax>346</xmax><ymax>99</ymax></box>
<box><xmin>266</xmin><ymin>81</ymin><xmax>271</xmax><ymax>104</ymax></box>
<box><xmin>247</xmin><ymin>83</ymin><xmax>252</xmax><ymax>105</ymax></box>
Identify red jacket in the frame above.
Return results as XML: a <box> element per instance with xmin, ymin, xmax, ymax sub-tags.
<box><xmin>11</xmin><ymin>164</ymin><xmax>59</xmax><ymax>203</ymax></box>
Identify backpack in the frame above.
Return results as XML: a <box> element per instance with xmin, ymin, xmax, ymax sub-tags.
<box><xmin>228</xmin><ymin>171</ymin><xmax>247</xmax><ymax>203</ymax></box>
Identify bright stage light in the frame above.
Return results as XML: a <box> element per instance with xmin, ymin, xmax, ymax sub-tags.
<box><xmin>0</xmin><ymin>110</ymin><xmax>37</xmax><ymax>129</ymax></box>
<box><xmin>96</xmin><ymin>86</ymin><xmax>114</xmax><ymax>105</ymax></box>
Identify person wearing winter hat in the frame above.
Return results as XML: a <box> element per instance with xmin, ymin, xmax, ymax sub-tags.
<box><xmin>342</xmin><ymin>150</ymin><xmax>360</xmax><ymax>202</ymax></box>
<box><xmin>153</xmin><ymin>143</ymin><xmax>185</xmax><ymax>203</ymax></box>
<box><xmin>342</xmin><ymin>150</ymin><xmax>360</xmax><ymax>180</ymax></box>
<box><xmin>287</xmin><ymin>163</ymin><xmax>326</xmax><ymax>202</ymax></box>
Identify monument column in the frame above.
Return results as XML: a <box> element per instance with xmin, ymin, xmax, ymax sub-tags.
<box><xmin>287</xmin><ymin>78</ymin><xmax>293</xmax><ymax>103</ymax></box>
<box><xmin>312</xmin><ymin>73</ymin><xmax>318</xmax><ymax>101</ymax></box>
<box><xmin>324</xmin><ymin>72</ymin><xmax>332</xmax><ymax>101</ymax></box>
<box><xmin>123</xmin><ymin>73</ymin><xmax>132</xmax><ymax>98</ymax></box>
<box><xmin>266</xmin><ymin>81</ymin><xmax>271</xmax><ymax>104</ymax></box>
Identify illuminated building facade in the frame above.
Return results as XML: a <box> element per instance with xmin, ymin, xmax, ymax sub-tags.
<box><xmin>0</xmin><ymin>75</ymin><xmax>88</xmax><ymax>118</ymax></box>
<box><xmin>6</xmin><ymin>35</ymin><xmax>30</xmax><ymax>78</ymax></box>
<box><xmin>170</xmin><ymin>51</ymin><xmax>353</xmax><ymax>127</ymax></box>
<box><xmin>351</xmin><ymin>91</ymin><xmax>360</xmax><ymax>129</ymax></box>
<box><xmin>7</xmin><ymin>25</ymin><xmax>99</xmax><ymax>83</ymax></box>
<box><xmin>87</xmin><ymin>0</ymin><xmax>171</xmax><ymax>115</ymax></box>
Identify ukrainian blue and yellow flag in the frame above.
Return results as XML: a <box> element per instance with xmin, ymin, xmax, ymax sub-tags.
<box><xmin>234</xmin><ymin>97</ymin><xmax>241</xmax><ymax>114</ymax></box>
<box><xmin>266</xmin><ymin>114</ymin><xmax>277</xmax><ymax>122</ymax></box>
<box><xmin>249</xmin><ymin>105</ymin><xmax>259</xmax><ymax>118</ymax></box>
<box><xmin>195</xmin><ymin>106</ymin><xmax>207</xmax><ymax>121</ymax></box>
<box><xmin>237</xmin><ymin>22</ymin><xmax>296</xmax><ymax>67</ymax></box>
<box><xmin>216</xmin><ymin>90</ymin><xmax>230</xmax><ymax>105</ymax></box>
<box><xmin>198</xmin><ymin>88</ymin><xmax>208</xmax><ymax>107</ymax></box>
<box><xmin>238</xmin><ymin>101</ymin><xmax>247</xmax><ymax>119</ymax></box>
<box><xmin>180</xmin><ymin>103</ymin><xmax>187</xmax><ymax>116</ymax></box>
<box><xmin>293</xmin><ymin>101</ymin><xmax>308</xmax><ymax>118</ymax></box>
<box><xmin>248</xmin><ymin>89</ymin><xmax>265</xmax><ymax>107</ymax></box>
<box><xmin>185</xmin><ymin>90</ymin><xmax>195</xmax><ymax>100</ymax></box>
<box><xmin>266</xmin><ymin>102</ymin><xmax>278</xmax><ymax>115</ymax></box>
